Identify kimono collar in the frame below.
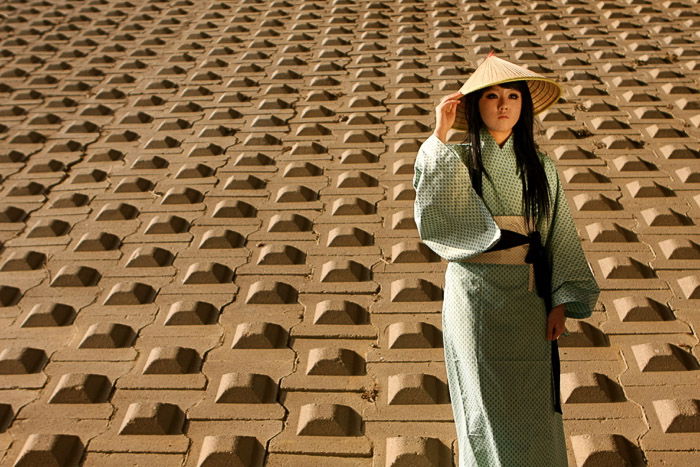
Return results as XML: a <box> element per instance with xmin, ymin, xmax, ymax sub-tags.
<box><xmin>480</xmin><ymin>126</ymin><xmax>515</xmax><ymax>154</ymax></box>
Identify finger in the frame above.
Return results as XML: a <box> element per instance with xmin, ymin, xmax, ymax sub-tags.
<box><xmin>555</xmin><ymin>322</ymin><xmax>565</xmax><ymax>339</ymax></box>
<box><xmin>439</xmin><ymin>92</ymin><xmax>464</xmax><ymax>103</ymax></box>
<box><xmin>437</xmin><ymin>99</ymin><xmax>463</xmax><ymax>111</ymax></box>
<box><xmin>438</xmin><ymin>98</ymin><xmax>462</xmax><ymax>107</ymax></box>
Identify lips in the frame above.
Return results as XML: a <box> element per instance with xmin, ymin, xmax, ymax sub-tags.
<box><xmin>497</xmin><ymin>115</ymin><xmax>508</xmax><ymax>119</ymax></box>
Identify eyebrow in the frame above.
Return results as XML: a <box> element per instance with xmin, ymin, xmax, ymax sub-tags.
<box><xmin>486</xmin><ymin>87</ymin><xmax>521</xmax><ymax>93</ymax></box>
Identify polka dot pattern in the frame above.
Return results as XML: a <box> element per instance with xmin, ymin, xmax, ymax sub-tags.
<box><xmin>413</xmin><ymin>128</ymin><xmax>600</xmax><ymax>466</ymax></box>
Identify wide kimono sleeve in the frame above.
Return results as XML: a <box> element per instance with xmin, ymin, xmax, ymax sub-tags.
<box><xmin>412</xmin><ymin>133</ymin><xmax>501</xmax><ymax>261</ymax></box>
<box><xmin>542</xmin><ymin>156</ymin><xmax>601</xmax><ymax>319</ymax></box>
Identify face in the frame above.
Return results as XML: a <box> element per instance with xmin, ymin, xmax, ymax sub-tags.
<box><xmin>478</xmin><ymin>85</ymin><xmax>522</xmax><ymax>134</ymax></box>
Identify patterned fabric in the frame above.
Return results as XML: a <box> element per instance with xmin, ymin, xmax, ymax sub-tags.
<box><xmin>413</xmin><ymin>128</ymin><xmax>600</xmax><ymax>466</ymax></box>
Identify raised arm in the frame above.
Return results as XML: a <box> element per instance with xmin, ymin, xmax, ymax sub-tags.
<box><xmin>413</xmin><ymin>134</ymin><xmax>500</xmax><ymax>261</ymax></box>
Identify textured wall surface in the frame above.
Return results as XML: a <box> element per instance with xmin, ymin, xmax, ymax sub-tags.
<box><xmin>0</xmin><ymin>0</ymin><xmax>699</xmax><ymax>465</ymax></box>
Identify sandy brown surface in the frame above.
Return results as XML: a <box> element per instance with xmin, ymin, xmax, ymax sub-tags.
<box><xmin>0</xmin><ymin>0</ymin><xmax>699</xmax><ymax>466</ymax></box>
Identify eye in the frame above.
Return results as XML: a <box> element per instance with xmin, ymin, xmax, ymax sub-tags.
<box><xmin>485</xmin><ymin>92</ymin><xmax>498</xmax><ymax>98</ymax></box>
<box><xmin>509</xmin><ymin>93</ymin><xmax>520</xmax><ymax>99</ymax></box>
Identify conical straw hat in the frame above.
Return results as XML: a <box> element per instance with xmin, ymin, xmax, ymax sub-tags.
<box><xmin>452</xmin><ymin>52</ymin><xmax>562</xmax><ymax>132</ymax></box>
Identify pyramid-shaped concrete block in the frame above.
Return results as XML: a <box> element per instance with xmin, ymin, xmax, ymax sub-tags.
<box><xmin>295</xmin><ymin>403</ymin><xmax>360</xmax><ymax>436</ymax></box>
<box><xmin>78</xmin><ymin>323</ymin><xmax>134</xmax><ymax>348</ymax></box>
<box><xmin>560</xmin><ymin>372</ymin><xmax>625</xmax><ymax>403</ymax></box>
<box><xmin>215</xmin><ymin>372</ymin><xmax>277</xmax><ymax>404</ymax></box>
<box><xmin>391</xmin><ymin>210</ymin><xmax>417</xmax><ymax>230</ymax></box>
<box><xmin>0</xmin><ymin>347</ymin><xmax>46</xmax><ymax>374</ymax></box>
<box><xmin>392</xmin><ymin>183</ymin><xmax>415</xmax><ymax>201</ymax></box>
<box><xmin>114</xmin><ymin>176</ymin><xmax>153</xmax><ymax>193</ymax></box>
<box><xmin>212</xmin><ymin>200</ymin><xmax>257</xmax><ymax>218</ymax></box>
<box><xmin>339</xmin><ymin>148</ymin><xmax>377</xmax><ymax>164</ymax></box>
<box><xmin>640</xmin><ymin>207</ymin><xmax>692</xmax><ymax>226</ymax></box>
<box><xmin>143</xmin><ymin>346</ymin><xmax>201</xmax><ymax>374</ymax></box>
<box><xmin>233</xmin><ymin>152</ymin><xmax>274</xmax><ymax>166</ymax></box>
<box><xmin>390</xmin><ymin>278</ymin><xmax>442</xmax><ymax>302</ymax></box>
<box><xmin>175</xmin><ymin>164</ymin><xmax>214</xmax><ymax>179</ymax></box>
<box><xmin>164</xmin><ymin>301</ymin><xmax>219</xmax><ymax>325</ymax></box>
<box><xmin>11</xmin><ymin>183</ymin><xmax>46</xmax><ymax>199</ymax></box>
<box><xmin>391</xmin><ymin>241</ymin><xmax>439</xmax><ymax>263</ymax></box>
<box><xmin>223</xmin><ymin>174</ymin><xmax>265</xmax><ymax>190</ymax></box>
<box><xmin>612</xmin><ymin>296</ymin><xmax>671</xmax><ymax>321</ymax></box>
<box><xmin>161</xmin><ymin>186</ymin><xmax>203</xmax><ymax>205</ymax></box>
<box><xmin>27</xmin><ymin>219</ymin><xmax>70</xmax><ymax>238</ymax></box>
<box><xmin>95</xmin><ymin>203</ymin><xmax>139</xmax><ymax>221</ymax></box>
<box><xmin>385</xmin><ymin>436</ymin><xmax>444</xmax><ymax>467</ymax></box>
<box><xmin>282</xmin><ymin>161</ymin><xmax>322</xmax><ymax>177</ymax></box>
<box><xmin>653</xmin><ymin>399</ymin><xmax>700</xmax><ymax>433</ymax></box>
<box><xmin>182</xmin><ymin>262</ymin><xmax>234</xmax><ymax>284</ymax></box>
<box><xmin>320</xmin><ymin>260</ymin><xmax>370</xmax><ymax>282</ymax></box>
<box><xmin>336</xmin><ymin>170</ymin><xmax>377</xmax><ymax>188</ymax></box>
<box><xmin>244</xmin><ymin>280</ymin><xmax>297</xmax><ymax>304</ymax></box>
<box><xmin>118</xmin><ymin>402</ymin><xmax>184</xmax><ymax>435</ymax></box>
<box><xmin>305</xmin><ymin>347</ymin><xmax>364</xmax><ymax>375</ymax></box>
<box><xmin>327</xmin><ymin>226</ymin><xmax>373</xmax><ymax>247</ymax></box>
<box><xmin>198</xmin><ymin>229</ymin><xmax>245</xmax><ymax>249</ymax></box>
<box><xmin>231</xmin><ymin>322</ymin><xmax>285</xmax><ymax>349</ymax></box>
<box><xmin>626</xmin><ymin>180</ymin><xmax>672</xmax><ymax>198</ymax></box>
<box><xmin>267</xmin><ymin>213</ymin><xmax>312</xmax><ymax>232</ymax></box>
<box><xmin>21</xmin><ymin>303</ymin><xmax>75</xmax><ymax>327</ymax></box>
<box><xmin>572</xmin><ymin>193</ymin><xmax>621</xmax><ymax>211</ymax></box>
<box><xmin>658</xmin><ymin>238</ymin><xmax>700</xmax><ymax>260</ymax></box>
<box><xmin>0</xmin><ymin>206</ymin><xmax>27</xmax><ymax>223</ymax></box>
<box><xmin>74</xmin><ymin>232</ymin><xmax>120</xmax><ymax>251</ymax></box>
<box><xmin>313</xmin><ymin>299</ymin><xmax>364</xmax><ymax>325</ymax></box>
<box><xmin>387</xmin><ymin>322</ymin><xmax>440</xmax><ymax>349</ymax></box>
<box><xmin>387</xmin><ymin>373</ymin><xmax>447</xmax><ymax>405</ymax></box>
<box><xmin>103</xmin><ymin>282</ymin><xmax>156</xmax><ymax>305</ymax></box>
<box><xmin>571</xmin><ymin>434</ymin><xmax>643</xmax><ymax>467</ymax></box>
<box><xmin>256</xmin><ymin>244</ymin><xmax>305</xmax><ymax>265</ymax></box>
<box><xmin>144</xmin><ymin>215</ymin><xmax>190</xmax><ymax>234</ymax></box>
<box><xmin>392</xmin><ymin>158</ymin><xmax>414</xmax><ymax>175</ymax></box>
<box><xmin>598</xmin><ymin>256</ymin><xmax>655</xmax><ymax>279</ymax></box>
<box><xmin>0</xmin><ymin>251</ymin><xmax>45</xmax><ymax>271</ymax></box>
<box><xmin>331</xmin><ymin>197</ymin><xmax>374</xmax><ymax>215</ymax></box>
<box><xmin>126</xmin><ymin>246</ymin><xmax>174</xmax><ymax>267</ymax></box>
<box><xmin>13</xmin><ymin>433</ymin><xmax>83</xmax><ymax>467</ymax></box>
<box><xmin>48</xmin><ymin>373</ymin><xmax>112</xmax><ymax>403</ymax></box>
<box><xmin>274</xmin><ymin>185</ymin><xmax>317</xmax><ymax>202</ymax></box>
<box><xmin>557</xmin><ymin>321</ymin><xmax>608</xmax><ymax>348</ymax></box>
<box><xmin>196</xmin><ymin>435</ymin><xmax>263</xmax><ymax>467</ymax></box>
<box><xmin>50</xmin><ymin>265</ymin><xmax>100</xmax><ymax>287</ymax></box>
<box><xmin>631</xmin><ymin>343</ymin><xmax>699</xmax><ymax>372</ymax></box>
<box><xmin>585</xmin><ymin>222</ymin><xmax>636</xmax><ymax>243</ymax></box>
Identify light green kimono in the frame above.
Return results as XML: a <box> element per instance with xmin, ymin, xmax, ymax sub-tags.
<box><xmin>413</xmin><ymin>128</ymin><xmax>600</xmax><ymax>467</ymax></box>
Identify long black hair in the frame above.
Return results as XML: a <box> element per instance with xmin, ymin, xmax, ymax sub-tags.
<box><xmin>462</xmin><ymin>80</ymin><xmax>551</xmax><ymax>231</ymax></box>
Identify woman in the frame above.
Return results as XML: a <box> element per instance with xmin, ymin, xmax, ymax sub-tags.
<box><xmin>413</xmin><ymin>53</ymin><xmax>600</xmax><ymax>466</ymax></box>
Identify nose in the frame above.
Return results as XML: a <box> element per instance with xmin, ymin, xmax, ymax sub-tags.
<box><xmin>498</xmin><ymin>96</ymin><xmax>508</xmax><ymax>109</ymax></box>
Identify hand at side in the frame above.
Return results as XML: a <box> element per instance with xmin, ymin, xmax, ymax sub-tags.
<box><xmin>546</xmin><ymin>304</ymin><xmax>567</xmax><ymax>340</ymax></box>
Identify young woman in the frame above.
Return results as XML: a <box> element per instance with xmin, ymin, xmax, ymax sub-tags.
<box><xmin>413</xmin><ymin>53</ymin><xmax>600</xmax><ymax>466</ymax></box>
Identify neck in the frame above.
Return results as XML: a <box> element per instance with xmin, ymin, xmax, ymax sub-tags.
<box><xmin>486</xmin><ymin>128</ymin><xmax>513</xmax><ymax>146</ymax></box>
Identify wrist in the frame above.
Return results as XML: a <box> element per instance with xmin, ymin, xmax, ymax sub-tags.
<box><xmin>432</xmin><ymin>130</ymin><xmax>448</xmax><ymax>143</ymax></box>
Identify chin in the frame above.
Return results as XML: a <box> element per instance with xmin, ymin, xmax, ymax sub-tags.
<box><xmin>486</xmin><ymin>122</ymin><xmax>515</xmax><ymax>133</ymax></box>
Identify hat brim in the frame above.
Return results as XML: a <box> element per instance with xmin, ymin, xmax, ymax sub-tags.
<box><xmin>452</xmin><ymin>77</ymin><xmax>562</xmax><ymax>132</ymax></box>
